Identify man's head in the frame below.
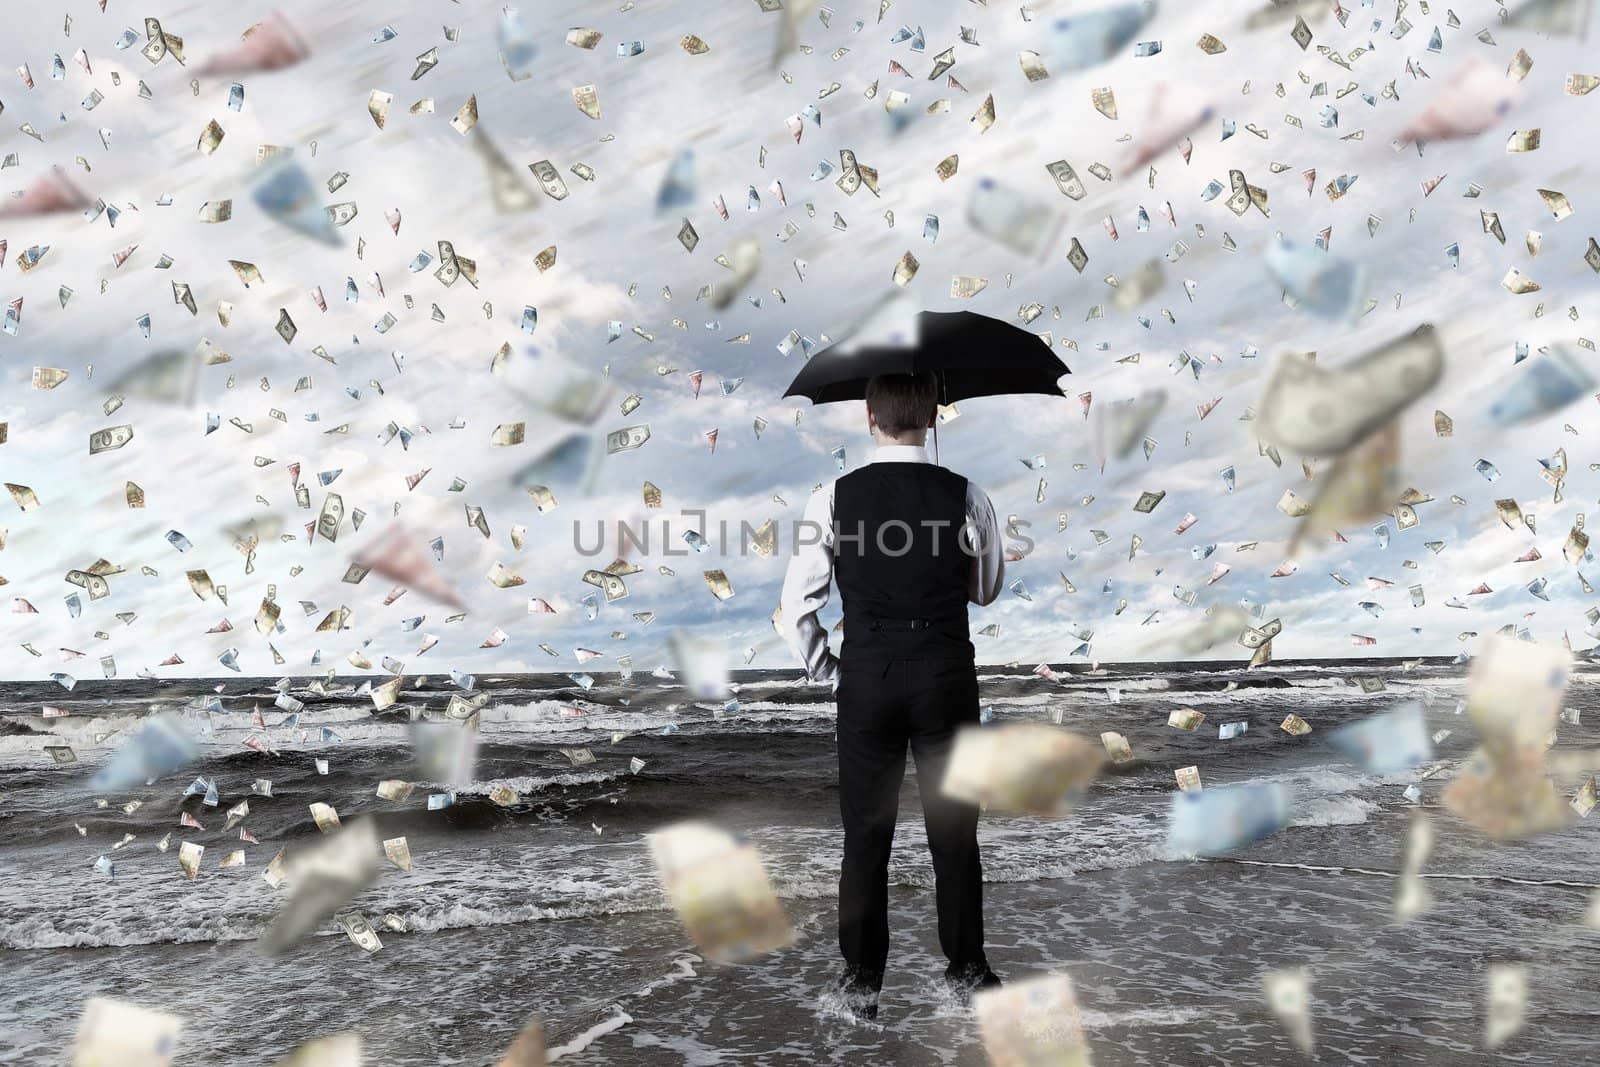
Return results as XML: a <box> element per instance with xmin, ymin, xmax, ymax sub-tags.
<box><xmin>865</xmin><ymin>372</ymin><xmax>939</xmax><ymax>445</ymax></box>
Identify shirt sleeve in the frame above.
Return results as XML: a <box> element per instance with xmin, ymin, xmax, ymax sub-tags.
<box><xmin>778</xmin><ymin>484</ymin><xmax>840</xmax><ymax>685</ymax></box>
<box><xmin>966</xmin><ymin>480</ymin><xmax>1006</xmax><ymax>606</ymax></box>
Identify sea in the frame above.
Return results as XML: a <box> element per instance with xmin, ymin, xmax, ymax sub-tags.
<box><xmin>2</xmin><ymin>658</ymin><xmax>1598</xmax><ymax>1066</ymax></box>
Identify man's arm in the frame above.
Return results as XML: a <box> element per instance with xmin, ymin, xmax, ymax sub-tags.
<box><xmin>966</xmin><ymin>481</ymin><xmax>1005</xmax><ymax>606</ymax></box>
<box><xmin>778</xmin><ymin>485</ymin><xmax>841</xmax><ymax>685</ymax></box>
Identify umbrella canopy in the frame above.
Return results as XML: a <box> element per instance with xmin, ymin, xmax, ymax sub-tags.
<box><xmin>783</xmin><ymin>310</ymin><xmax>1070</xmax><ymax>405</ymax></box>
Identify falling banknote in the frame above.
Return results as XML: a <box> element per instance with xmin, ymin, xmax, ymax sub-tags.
<box><xmin>649</xmin><ymin>821</ymin><xmax>793</xmax><ymax>963</ymax></box>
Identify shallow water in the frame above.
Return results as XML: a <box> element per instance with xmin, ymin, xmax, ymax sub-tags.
<box><xmin>3</xmin><ymin>660</ymin><xmax>1598</xmax><ymax>1063</ymax></box>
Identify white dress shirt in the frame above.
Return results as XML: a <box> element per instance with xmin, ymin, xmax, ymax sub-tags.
<box><xmin>778</xmin><ymin>444</ymin><xmax>1005</xmax><ymax>687</ymax></box>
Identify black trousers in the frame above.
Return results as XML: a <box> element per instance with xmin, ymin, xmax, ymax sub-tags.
<box><xmin>836</xmin><ymin>657</ymin><xmax>985</xmax><ymax>983</ymax></box>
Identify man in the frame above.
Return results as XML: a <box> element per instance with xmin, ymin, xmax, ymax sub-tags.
<box><xmin>780</xmin><ymin>371</ymin><xmax>1005</xmax><ymax>1020</ymax></box>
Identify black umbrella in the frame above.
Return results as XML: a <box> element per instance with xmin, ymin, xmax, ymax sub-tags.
<box><xmin>783</xmin><ymin>309</ymin><xmax>1070</xmax><ymax>405</ymax></box>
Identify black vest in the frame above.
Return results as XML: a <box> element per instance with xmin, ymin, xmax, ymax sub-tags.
<box><xmin>834</xmin><ymin>462</ymin><xmax>975</xmax><ymax>663</ymax></box>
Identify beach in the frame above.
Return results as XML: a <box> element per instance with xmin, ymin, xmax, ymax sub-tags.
<box><xmin>3</xmin><ymin>659</ymin><xmax>1599</xmax><ymax>1063</ymax></box>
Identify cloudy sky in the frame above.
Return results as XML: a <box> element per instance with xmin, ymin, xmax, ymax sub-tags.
<box><xmin>0</xmin><ymin>0</ymin><xmax>1595</xmax><ymax>681</ymax></box>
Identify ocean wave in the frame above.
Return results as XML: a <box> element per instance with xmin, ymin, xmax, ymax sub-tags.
<box><xmin>1080</xmin><ymin>1006</ymin><xmax>1211</xmax><ymax>1030</ymax></box>
<box><xmin>0</xmin><ymin>911</ymin><xmax>265</xmax><ymax>951</ymax></box>
<box><xmin>449</xmin><ymin>769</ymin><xmax>629</xmax><ymax>796</ymax></box>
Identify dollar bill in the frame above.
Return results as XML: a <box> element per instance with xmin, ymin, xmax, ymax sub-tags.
<box><xmin>66</xmin><ymin>569</ymin><xmax>111</xmax><ymax>600</ymax></box>
<box><xmin>1066</xmin><ymin>238</ymin><xmax>1088</xmax><ymax>273</ymax></box>
<box><xmin>275</xmin><ymin>308</ymin><xmax>297</xmax><ymax>344</ymax></box>
<box><xmin>317</xmin><ymin>493</ymin><xmax>343</xmax><ymax>542</ymax></box>
<box><xmin>1045</xmin><ymin>160</ymin><xmax>1086</xmax><ymax>200</ymax></box>
<box><xmin>1256</xmin><ymin>325</ymin><xmax>1442</xmax><ymax>457</ymax></box>
<box><xmin>583</xmin><ymin>569</ymin><xmax>628</xmax><ymax>602</ymax></box>
<box><xmin>528</xmin><ymin>159</ymin><xmax>569</xmax><ymax>201</ymax></box>
<box><xmin>1133</xmin><ymin>490</ymin><xmax>1165</xmax><ymax>513</ymax></box>
<box><xmin>325</xmin><ymin>201</ymin><xmax>358</xmax><ymax>226</ymax></box>
<box><xmin>89</xmin><ymin>425</ymin><xmax>134</xmax><ymax>454</ymax></box>
<box><xmin>677</xmin><ymin>218</ymin><xmax>699</xmax><ymax>252</ymax></box>
<box><xmin>45</xmin><ymin>744</ymin><xmax>77</xmax><ymax>764</ymax></box>
<box><xmin>339</xmin><ymin>911</ymin><xmax>383</xmax><ymax>954</ymax></box>
<box><xmin>561</xmin><ymin>747</ymin><xmax>596</xmax><ymax>766</ymax></box>
<box><xmin>1290</xmin><ymin>15</ymin><xmax>1312</xmax><ymax>49</ymax></box>
<box><xmin>607</xmin><ymin>425</ymin><xmax>651</xmax><ymax>453</ymax></box>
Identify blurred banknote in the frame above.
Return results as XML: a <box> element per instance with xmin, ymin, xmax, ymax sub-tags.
<box><xmin>1262</xmin><ymin>236</ymin><xmax>1367</xmax><ymax>320</ymax></box>
<box><xmin>1256</xmin><ymin>325</ymin><xmax>1442</xmax><ymax>456</ymax></box>
<box><xmin>90</xmin><ymin>715</ymin><xmax>197</xmax><ymax>790</ymax></box>
<box><xmin>966</xmin><ymin>177</ymin><xmax>1064</xmax><ymax>258</ymax></box>
<box><xmin>943</xmin><ymin>722</ymin><xmax>1105</xmax><ymax>815</ymax></box>
<box><xmin>271</xmin><ymin>1034</ymin><xmax>361</xmax><ymax>1066</ymax></box>
<box><xmin>253</xmin><ymin>161</ymin><xmax>339</xmax><ymax>246</ymax></box>
<box><xmin>1329</xmin><ymin>703</ymin><xmax>1432</xmax><ymax>774</ymax></box>
<box><xmin>1487</xmin><ymin>346</ymin><xmax>1593</xmax><ymax>425</ymax></box>
<box><xmin>649</xmin><ymin>821</ymin><xmax>792</xmax><ymax>963</ymax></box>
<box><xmin>496</xmin><ymin>1019</ymin><xmax>547</xmax><ymax>1066</ymax></box>
<box><xmin>668</xmin><ymin>631</ymin><xmax>730</xmax><ymax>698</ymax></box>
<box><xmin>1044</xmin><ymin>2</ymin><xmax>1156</xmax><ymax>71</ymax></box>
<box><xmin>258</xmin><ymin>819</ymin><xmax>381</xmax><ymax>955</ymax></box>
<box><xmin>1466</xmin><ymin>634</ymin><xmax>1567</xmax><ymax>749</ymax></box>
<box><xmin>1168</xmin><ymin>783</ymin><xmax>1290</xmax><ymax>854</ymax></box>
<box><xmin>1263</xmin><ymin>968</ymin><xmax>1313</xmax><ymax>1053</ymax></box>
<box><xmin>973</xmin><ymin>973</ymin><xmax>1091</xmax><ymax>1067</ymax></box>
<box><xmin>410</xmin><ymin>718</ymin><xmax>480</xmax><ymax>786</ymax></box>
<box><xmin>72</xmin><ymin>997</ymin><xmax>182</xmax><ymax>1067</ymax></box>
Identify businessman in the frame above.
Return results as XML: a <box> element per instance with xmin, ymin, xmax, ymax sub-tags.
<box><xmin>780</xmin><ymin>371</ymin><xmax>1005</xmax><ymax>1020</ymax></box>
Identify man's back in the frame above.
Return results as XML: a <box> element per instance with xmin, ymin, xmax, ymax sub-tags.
<box><xmin>833</xmin><ymin>462</ymin><xmax>976</xmax><ymax>663</ymax></box>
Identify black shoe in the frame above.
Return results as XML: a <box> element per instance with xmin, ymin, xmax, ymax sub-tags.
<box><xmin>943</xmin><ymin>961</ymin><xmax>1002</xmax><ymax>1003</ymax></box>
<box><xmin>834</xmin><ymin>965</ymin><xmax>882</xmax><ymax>1021</ymax></box>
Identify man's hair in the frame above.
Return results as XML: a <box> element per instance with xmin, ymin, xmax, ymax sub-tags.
<box><xmin>865</xmin><ymin>372</ymin><xmax>939</xmax><ymax>436</ymax></box>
